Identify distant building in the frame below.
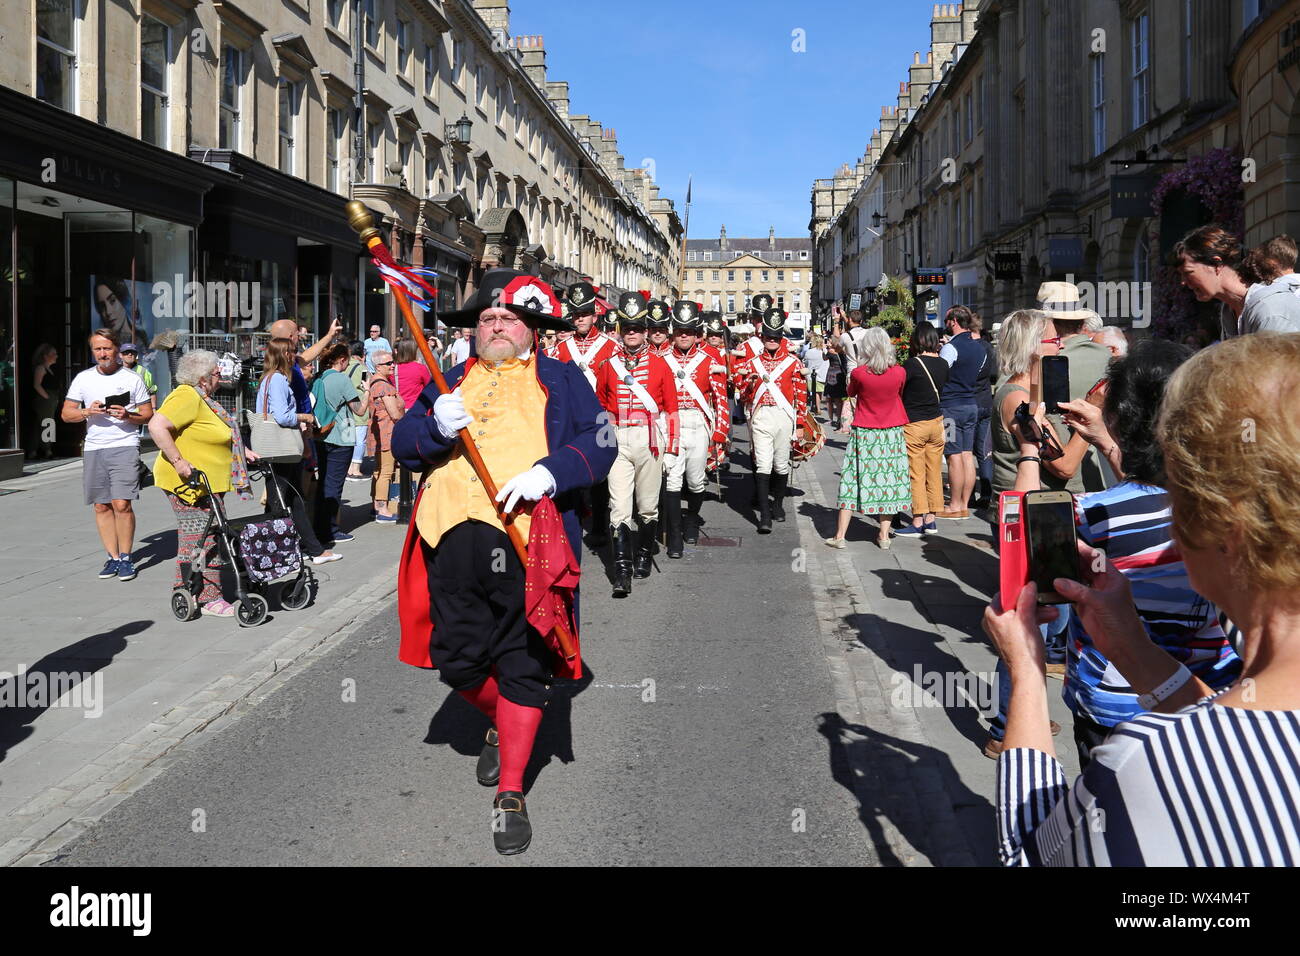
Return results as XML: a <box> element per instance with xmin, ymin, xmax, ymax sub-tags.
<box><xmin>683</xmin><ymin>226</ymin><xmax>814</xmax><ymax>333</ymax></box>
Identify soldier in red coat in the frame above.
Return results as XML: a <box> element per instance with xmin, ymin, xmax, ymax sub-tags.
<box><xmin>594</xmin><ymin>292</ymin><xmax>679</xmax><ymax>596</ymax></box>
<box><xmin>646</xmin><ymin>297</ymin><xmax>673</xmax><ymax>358</ymax></box>
<box><xmin>737</xmin><ymin>308</ymin><xmax>808</xmax><ymax>533</ymax></box>
<box><xmin>660</xmin><ymin>300</ymin><xmax>729</xmax><ymax>555</ymax></box>
<box><xmin>556</xmin><ymin>281</ymin><xmax>618</xmax><ymax>545</ymax></box>
<box><xmin>703</xmin><ymin>312</ymin><xmax>734</xmax><ymax>474</ymax></box>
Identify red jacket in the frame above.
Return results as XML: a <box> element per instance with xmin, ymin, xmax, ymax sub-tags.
<box><xmin>661</xmin><ymin>344</ymin><xmax>730</xmax><ymax>446</ymax></box>
<box><xmin>595</xmin><ymin>347</ymin><xmax>680</xmax><ymax>456</ymax></box>
<box><xmin>737</xmin><ymin>344</ymin><xmax>808</xmax><ymax>425</ymax></box>
<box><xmin>848</xmin><ymin>364</ymin><xmax>907</xmax><ymax>428</ymax></box>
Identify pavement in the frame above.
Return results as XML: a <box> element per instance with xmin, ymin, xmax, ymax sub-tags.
<box><xmin>2</xmin><ymin>416</ymin><xmax>1081</xmax><ymax>866</ymax></box>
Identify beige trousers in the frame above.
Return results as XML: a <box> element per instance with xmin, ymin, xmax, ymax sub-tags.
<box><xmin>608</xmin><ymin>425</ymin><xmax>663</xmax><ymax>528</ymax></box>
<box><xmin>750</xmin><ymin>404</ymin><xmax>794</xmax><ymax>475</ymax></box>
<box><xmin>663</xmin><ymin>408</ymin><xmax>710</xmax><ymax>493</ymax></box>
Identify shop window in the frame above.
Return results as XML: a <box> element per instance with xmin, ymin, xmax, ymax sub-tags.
<box><xmin>278</xmin><ymin>78</ymin><xmax>300</xmax><ymax>175</ymax></box>
<box><xmin>37</xmin><ymin>0</ymin><xmax>79</xmax><ymax>113</ymax></box>
<box><xmin>140</xmin><ymin>16</ymin><xmax>170</xmax><ymax>148</ymax></box>
<box><xmin>219</xmin><ymin>45</ymin><xmax>242</xmax><ymax>151</ymax></box>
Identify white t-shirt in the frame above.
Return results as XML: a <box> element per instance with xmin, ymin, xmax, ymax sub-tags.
<box><xmin>65</xmin><ymin>365</ymin><xmax>152</xmax><ymax>449</ymax></box>
<box><xmin>449</xmin><ymin>337</ymin><xmax>471</xmax><ymax>364</ymax></box>
<box><xmin>840</xmin><ymin>327</ymin><xmax>868</xmax><ymax>373</ymax></box>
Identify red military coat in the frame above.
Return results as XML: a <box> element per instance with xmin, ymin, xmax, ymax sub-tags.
<box><xmin>737</xmin><ymin>342</ymin><xmax>809</xmax><ymax>425</ymax></box>
<box><xmin>595</xmin><ymin>346</ymin><xmax>680</xmax><ymax>456</ymax></box>
<box><xmin>660</xmin><ymin>344</ymin><xmax>729</xmax><ymax>446</ymax></box>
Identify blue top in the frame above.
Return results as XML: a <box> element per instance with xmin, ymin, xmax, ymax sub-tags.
<box><xmin>939</xmin><ymin>331</ymin><xmax>986</xmax><ymax>404</ymax></box>
<box><xmin>1064</xmin><ymin>481</ymin><xmax>1241</xmax><ymax>727</ymax></box>
<box><xmin>364</xmin><ymin>336</ymin><xmax>393</xmax><ymax>371</ymax></box>
<box><xmin>289</xmin><ymin>364</ymin><xmax>312</xmax><ymax>414</ymax></box>
<box><xmin>254</xmin><ymin>372</ymin><xmax>298</xmax><ymax>428</ymax></box>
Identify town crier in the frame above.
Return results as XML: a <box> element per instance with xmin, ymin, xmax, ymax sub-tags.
<box><xmin>556</xmin><ymin>281</ymin><xmax>618</xmax><ymax>546</ymax></box>
<box><xmin>660</xmin><ymin>300</ymin><xmax>729</xmax><ymax>556</ymax></box>
<box><xmin>391</xmin><ymin>268</ymin><xmax>615</xmax><ymax>856</ymax></box>
<box><xmin>737</xmin><ymin>307</ymin><xmax>808</xmax><ymax>533</ymax></box>
<box><xmin>594</xmin><ymin>291</ymin><xmax>679</xmax><ymax>597</ymax></box>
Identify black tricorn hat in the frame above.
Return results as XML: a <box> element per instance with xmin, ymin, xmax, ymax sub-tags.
<box><xmin>672</xmin><ymin>299</ymin><xmax>702</xmax><ymax>331</ymax></box>
<box><xmin>759</xmin><ymin>307</ymin><xmax>786</xmax><ymax>338</ymax></box>
<box><xmin>617</xmin><ymin>291</ymin><xmax>648</xmax><ymax>325</ymax></box>
<box><xmin>646</xmin><ymin>299</ymin><xmax>671</xmax><ymax>329</ymax></box>
<box><xmin>438</xmin><ymin>269</ymin><xmax>572</xmax><ymax>331</ymax></box>
<box><xmin>564</xmin><ymin>281</ymin><xmax>597</xmax><ymax>316</ymax></box>
<box><xmin>751</xmin><ymin>292</ymin><xmax>774</xmax><ymax>315</ymax></box>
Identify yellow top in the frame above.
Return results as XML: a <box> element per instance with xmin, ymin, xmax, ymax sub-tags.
<box><xmin>416</xmin><ymin>354</ymin><xmax>548</xmax><ymax>550</ymax></box>
<box><xmin>152</xmin><ymin>385</ymin><xmax>234</xmax><ymax>503</ymax></box>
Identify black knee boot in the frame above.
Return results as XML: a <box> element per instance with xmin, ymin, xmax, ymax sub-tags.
<box><xmin>755</xmin><ymin>474</ymin><xmax>773</xmax><ymax>534</ymax></box>
<box><xmin>634</xmin><ymin>518</ymin><xmax>657</xmax><ymax>577</ymax></box>
<box><xmin>771</xmin><ymin>472</ymin><xmax>788</xmax><ymax>522</ymax></box>
<box><xmin>683</xmin><ymin>489</ymin><xmax>704</xmax><ymax>544</ymax></box>
<box><xmin>664</xmin><ymin>491</ymin><xmax>684</xmax><ymax>558</ymax></box>
<box><xmin>611</xmin><ymin>524</ymin><xmax>633</xmax><ymax>598</ymax></box>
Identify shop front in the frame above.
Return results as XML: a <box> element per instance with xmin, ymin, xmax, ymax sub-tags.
<box><xmin>0</xmin><ymin>87</ymin><xmax>230</xmax><ymax>475</ymax></box>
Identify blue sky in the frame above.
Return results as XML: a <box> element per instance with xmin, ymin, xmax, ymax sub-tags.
<box><xmin>511</xmin><ymin>0</ymin><xmax>938</xmax><ymax>240</ymax></box>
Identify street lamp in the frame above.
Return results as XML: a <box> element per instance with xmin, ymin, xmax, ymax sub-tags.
<box><xmin>445</xmin><ymin>113</ymin><xmax>472</xmax><ymax>145</ymax></box>
<box><xmin>872</xmin><ymin>211</ymin><xmax>889</xmax><ymax>229</ymax></box>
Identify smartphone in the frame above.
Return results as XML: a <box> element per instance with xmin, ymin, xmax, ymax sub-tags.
<box><xmin>1041</xmin><ymin>356</ymin><xmax>1070</xmax><ymax>415</ymax></box>
<box><xmin>1023</xmin><ymin>490</ymin><xmax>1080</xmax><ymax>604</ymax></box>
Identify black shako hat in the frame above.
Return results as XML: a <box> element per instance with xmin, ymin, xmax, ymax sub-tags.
<box><xmin>672</xmin><ymin>299</ymin><xmax>702</xmax><ymax>331</ymax></box>
<box><xmin>438</xmin><ymin>269</ymin><xmax>571</xmax><ymax>331</ymax></box>
<box><xmin>750</xmin><ymin>292</ymin><xmax>774</xmax><ymax>316</ymax></box>
<box><xmin>564</xmin><ymin>280</ymin><xmax>598</xmax><ymax>317</ymax></box>
<box><xmin>645</xmin><ymin>299</ymin><xmax>671</xmax><ymax>330</ymax></box>
<box><xmin>616</xmin><ymin>291</ymin><xmax>648</xmax><ymax>326</ymax></box>
<box><xmin>759</xmin><ymin>307</ymin><xmax>787</xmax><ymax>338</ymax></box>
<box><xmin>702</xmin><ymin>312</ymin><xmax>726</xmax><ymax>337</ymax></box>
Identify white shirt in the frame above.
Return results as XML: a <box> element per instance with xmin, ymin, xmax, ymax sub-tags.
<box><xmin>449</xmin><ymin>338</ymin><xmax>471</xmax><ymax>364</ymax></box>
<box><xmin>65</xmin><ymin>364</ymin><xmax>152</xmax><ymax>449</ymax></box>
<box><xmin>840</xmin><ymin>327</ymin><xmax>867</xmax><ymax>373</ymax></box>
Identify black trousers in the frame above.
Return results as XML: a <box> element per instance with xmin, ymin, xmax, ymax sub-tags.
<box><xmin>423</xmin><ymin>521</ymin><xmax>553</xmax><ymax>707</ymax></box>
<box><xmin>1073</xmin><ymin>711</ymin><xmax>1113</xmax><ymax>770</ymax></box>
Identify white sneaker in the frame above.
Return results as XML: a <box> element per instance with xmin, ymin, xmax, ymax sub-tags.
<box><xmin>312</xmin><ymin>552</ymin><xmax>343</xmax><ymax>565</ymax></box>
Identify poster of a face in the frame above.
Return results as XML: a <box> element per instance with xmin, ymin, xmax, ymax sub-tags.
<box><xmin>89</xmin><ymin>277</ymin><xmax>153</xmax><ymax>349</ymax></box>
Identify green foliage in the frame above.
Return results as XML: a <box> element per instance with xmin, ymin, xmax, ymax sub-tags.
<box><xmin>870</xmin><ymin>275</ymin><xmax>916</xmax><ymax>362</ymax></box>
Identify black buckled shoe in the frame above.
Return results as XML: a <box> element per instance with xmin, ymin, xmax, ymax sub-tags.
<box><xmin>771</xmin><ymin>472</ymin><xmax>789</xmax><ymax>522</ymax></box>
<box><xmin>476</xmin><ymin>726</ymin><xmax>499</xmax><ymax>787</ymax></box>
<box><xmin>611</xmin><ymin>524</ymin><xmax>633</xmax><ymax>598</ymax></box>
<box><xmin>492</xmin><ymin>791</ymin><xmax>532</xmax><ymax>856</ymax></box>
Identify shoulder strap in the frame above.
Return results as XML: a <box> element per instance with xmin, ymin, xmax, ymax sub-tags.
<box><xmin>915</xmin><ymin>357</ymin><xmax>942</xmax><ymax>404</ymax></box>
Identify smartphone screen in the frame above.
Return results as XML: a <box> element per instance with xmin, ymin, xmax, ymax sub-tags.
<box><xmin>1041</xmin><ymin>356</ymin><xmax>1070</xmax><ymax>414</ymax></box>
<box><xmin>1025</xmin><ymin>493</ymin><xmax>1080</xmax><ymax>603</ymax></box>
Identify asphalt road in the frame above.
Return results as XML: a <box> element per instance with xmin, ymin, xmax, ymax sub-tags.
<box><xmin>50</xmin><ymin>432</ymin><xmax>877</xmax><ymax>866</ymax></box>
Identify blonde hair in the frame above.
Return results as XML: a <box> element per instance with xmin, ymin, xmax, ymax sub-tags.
<box><xmin>860</xmin><ymin>326</ymin><xmax>896</xmax><ymax>375</ymax></box>
<box><xmin>997</xmin><ymin>309</ymin><xmax>1049</xmax><ymax>379</ymax></box>
<box><xmin>1158</xmin><ymin>332</ymin><xmax>1300</xmax><ymax>591</ymax></box>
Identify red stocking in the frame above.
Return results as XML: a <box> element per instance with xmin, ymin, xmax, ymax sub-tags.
<box><xmin>457</xmin><ymin>674</ymin><xmax>500</xmax><ymax>723</ymax></box>
<box><xmin>496</xmin><ymin>696</ymin><xmax>543</xmax><ymax>794</ymax></box>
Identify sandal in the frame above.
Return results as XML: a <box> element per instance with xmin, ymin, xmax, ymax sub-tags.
<box><xmin>201</xmin><ymin>599</ymin><xmax>236</xmax><ymax>617</ymax></box>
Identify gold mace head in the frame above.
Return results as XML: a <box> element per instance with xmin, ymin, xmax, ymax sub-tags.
<box><xmin>345</xmin><ymin>200</ymin><xmax>381</xmax><ymax>243</ymax></box>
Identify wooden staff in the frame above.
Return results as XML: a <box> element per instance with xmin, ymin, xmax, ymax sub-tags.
<box><xmin>346</xmin><ymin>201</ymin><xmax>577</xmax><ymax>662</ymax></box>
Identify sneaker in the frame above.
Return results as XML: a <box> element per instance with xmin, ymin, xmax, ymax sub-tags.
<box><xmin>311</xmin><ymin>552</ymin><xmax>343</xmax><ymax>565</ymax></box>
<box><xmin>201</xmin><ymin>599</ymin><xmax>236</xmax><ymax>617</ymax></box>
<box><xmin>374</xmin><ymin>514</ymin><xmax>397</xmax><ymax>524</ymax></box>
<box><xmin>116</xmin><ymin>555</ymin><xmax>138</xmax><ymax>581</ymax></box>
<box><xmin>893</xmin><ymin>524</ymin><xmax>925</xmax><ymax>539</ymax></box>
<box><xmin>824</xmin><ymin>537</ymin><xmax>847</xmax><ymax>549</ymax></box>
<box><xmin>98</xmin><ymin>558</ymin><xmax>121</xmax><ymax>579</ymax></box>
<box><xmin>332</xmin><ymin>532</ymin><xmax>355</xmax><ymax>544</ymax></box>
<box><xmin>922</xmin><ymin>520</ymin><xmax>939</xmax><ymax>535</ymax></box>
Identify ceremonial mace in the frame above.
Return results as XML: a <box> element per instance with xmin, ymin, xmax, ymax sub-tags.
<box><xmin>346</xmin><ymin>201</ymin><xmax>578</xmax><ymax>662</ymax></box>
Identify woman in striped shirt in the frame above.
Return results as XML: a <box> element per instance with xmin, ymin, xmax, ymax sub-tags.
<box><xmin>986</xmin><ymin>333</ymin><xmax>1300</xmax><ymax>866</ymax></box>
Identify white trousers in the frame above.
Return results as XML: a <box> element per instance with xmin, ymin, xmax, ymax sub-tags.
<box><xmin>750</xmin><ymin>404</ymin><xmax>794</xmax><ymax>476</ymax></box>
<box><xmin>608</xmin><ymin>425</ymin><xmax>663</xmax><ymax>528</ymax></box>
<box><xmin>663</xmin><ymin>408</ymin><xmax>710</xmax><ymax>493</ymax></box>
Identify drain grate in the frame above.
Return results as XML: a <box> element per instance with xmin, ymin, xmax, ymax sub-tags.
<box><xmin>697</xmin><ymin>536</ymin><xmax>741</xmax><ymax>547</ymax></box>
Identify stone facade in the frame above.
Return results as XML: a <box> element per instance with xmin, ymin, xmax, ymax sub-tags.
<box><xmin>684</xmin><ymin>226</ymin><xmax>814</xmax><ymax>332</ymax></box>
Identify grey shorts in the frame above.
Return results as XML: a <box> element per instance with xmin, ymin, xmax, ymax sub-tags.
<box><xmin>84</xmin><ymin>445</ymin><xmax>140</xmax><ymax>505</ymax></box>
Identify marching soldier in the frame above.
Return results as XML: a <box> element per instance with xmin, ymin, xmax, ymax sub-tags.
<box><xmin>595</xmin><ymin>292</ymin><xmax>679</xmax><ymax>597</ymax></box>
<box><xmin>703</xmin><ymin>312</ymin><xmax>733</xmax><ymax>474</ymax></box>
<box><xmin>661</xmin><ymin>300</ymin><xmax>729</xmax><ymax>556</ymax></box>
<box><xmin>738</xmin><ymin>307</ymin><xmax>808</xmax><ymax>534</ymax></box>
<box><xmin>557</xmin><ymin>281</ymin><xmax>618</xmax><ymax>545</ymax></box>
<box><xmin>734</xmin><ymin>293</ymin><xmax>773</xmax><ymax>362</ymax></box>
<box><xmin>646</xmin><ymin>297</ymin><xmax>673</xmax><ymax>358</ymax></box>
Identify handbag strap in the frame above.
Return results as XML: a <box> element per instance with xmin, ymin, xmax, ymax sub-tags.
<box><xmin>916</xmin><ymin>356</ymin><xmax>942</xmax><ymax>404</ymax></box>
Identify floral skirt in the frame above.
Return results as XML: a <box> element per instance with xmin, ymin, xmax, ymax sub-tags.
<box><xmin>837</xmin><ymin>425</ymin><xmax>912</xmax><ymax>515</ymax></box>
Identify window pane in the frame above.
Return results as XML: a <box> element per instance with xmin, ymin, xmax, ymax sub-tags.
<box><xmin>222</xmin><ymin>47</ymin><xmax>239</xmax><ymax>107</ymax></box>
<box><xmin>142</xmin><ymin>88</ymin><xmax>165</xmax><ymax>146</ymax></box>
<box><xmin>35</xmin><ymin>44</ymin><xmax>73</xmax><ymax>110</ymax></box>
<box><xmin>37</xmin><ymin>0</ymin><xmax>75</xmax><ymax>49</ymax></box>
<box><xmin>279</xmin><ymin>82</ymin><xmax>292</xmax><ymax>138</ymax></box>
<box><xmin>142</xmin><ymin>18</ymin><xmax>167</xmax><ymax>90</ymax></box>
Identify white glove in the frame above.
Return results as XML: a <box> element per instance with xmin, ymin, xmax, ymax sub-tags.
<box><xmin>495</xmin><ymin>464</ymin><xmax>556</xmax><ymax>513</ymax></box>
<box><xmin>710</xmin><ymin>364</ymin><xmax>726</xmax><ymax>374</ymax></box>
<box><xmin>433</xmin><ymin>392</ymin><xmax>472</xmax><ymax>440</ymax></box>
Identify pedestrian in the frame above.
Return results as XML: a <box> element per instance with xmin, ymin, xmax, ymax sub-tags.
<box><xmin>823</xmin><ymin>340</ymin><xmax>848</xmax><ymax>430</ymax></box>
<box><xmin>309</xmin><ymin>343</ymin><xmax>365</xmax><ymax>548</ymax></box>
<box><xmin>736</xmin><ymin>308</ymin><xmax>807</xmax><ymax>534</ymax></box>
<box><xmin>61</xmin><ymin>328</ymin><xmax>154</xmax><ymax>580</ymax></box>
<box><xmin>824</xmin><ymin>327</ymin><xmax>909</xmax><ymax>550</ymax></box>
<box><xmin>894</xmin><ymin>323</ymin><xmax>948</xmax><ymax>539</ymax></box>
<box><xmin>1176</xmin><ymin>224</ymin><xmax>1300</xmax><ymax>337</ymax></box>
<box><xmin>253</xmin><ymin>337</ymin><xmax>340</xmax><ymax>565</ymax></box>
<box><xmin>119</xmin><ymin>343</ymin><xmax>156</xmax><ymax>413</ymax></box>
<box><xmin>595</xmin><ymin>292</ymin><xmax>679</xmax><ymax>595</ymax></box>
<box><xmin>28</xmin><ymin>342</ymin><xmax>59</xmax><ymax>459</ymax></box>
<box><xmin>345</xmin><ymin>341</ymin><xmax>370</xmax><ymax>482</ymax></box>
<box><xmin>935</xmin><ymin>305</ymin><xmax>984</xmax><ymax>518</ymax></box>
<box><xmin>804</xmin><ymin>333</ymin><xmax>827</xmax><ymax>416</ymax></box>
<box><xmin>149</xmin><ymin>348</ymin><xmax>257</xmax><ymax>616</ymax></box>
<box><xmin>362</xmin><ymin>323</ymin><xmax>392</xmax><ymax>373</ymax></box>
<box><xmin>391</xmin><ymin>268</ymin><xmax>615</xmax><ymax>855</ymax></box>
<box><xmin>447</xmin><ymin>327</ymin><xmax>471</xmax><ymax>365</ymax></box>
<box><xmin>968</xmin><ymin>313</ymin><xmax>996</xmax><ymax>509</ymax></box>
<box><xmin>987</xmin><ymin>332</ymin><xmax>1300</xmax><ymax>866</ymax></box>
<box><xmin>365</xmin><ymin>350</ymin><xmax>403</xmax><ymax>523</ymax></box>
<box><xmin>393</xmin><ymin>337</ymin><xmax>432</xmax><ymax>410</ymax></box>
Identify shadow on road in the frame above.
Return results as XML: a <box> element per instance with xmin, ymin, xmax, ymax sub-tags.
<box><xmin>0</xmin><ymin>621</ymin><xmax>148</xmax><ymax>763</ymax></box>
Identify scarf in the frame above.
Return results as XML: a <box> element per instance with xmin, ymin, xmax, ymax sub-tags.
<box><xmin>198</xmin><ymin>387</ymin><xmax>252</xmax><ymax>500</ymax></box>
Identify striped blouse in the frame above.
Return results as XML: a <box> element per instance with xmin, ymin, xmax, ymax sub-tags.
<box><xmin>998</xmin><ymin>693</ymin><xmax>1300</xmax><ymax>865</ymax></box>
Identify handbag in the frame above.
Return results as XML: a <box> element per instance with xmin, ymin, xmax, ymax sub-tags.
<box><xmin>245</xmin><ymin>377</ymin><xmax>305</xmax><ymax>462</ymax></box>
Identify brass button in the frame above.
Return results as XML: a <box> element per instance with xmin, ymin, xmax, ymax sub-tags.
<box><xmin>470</xmin><ymin>475</ymin><xmax>478</xmax><ymax>483</ymax></box>
<box><xmin>480</xmin><ymin>417</ymin><xmax>487</xmax><ymax>422</ymax></box>
<box><xmin>478</xmin><ymin>430</ymin><xmax>485</xmax><ymax>436</ymax></box>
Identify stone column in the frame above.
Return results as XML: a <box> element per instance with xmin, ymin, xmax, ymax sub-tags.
<box><xmin>1023</xmin><ymin>0</ymin><xmax>1044</xmax><ymax>211</ymax></box>
<box><xmin>1191</xmin><ymin>0</ymin><xmax>1232</xmax><ymax>109</ymax></box>
<box><xmin>982</xmin><ymin>17</ymin><xmax>1000</xmax><ymax>240</ymax></box>
<box><xmin>998</xmin><ymin>0</ymin><xmax>1020</xmax><ymax>229</ymax></box>
<box><xmin>1047</xmin><ymin>0</ymin><xmax>1078</xmax><ymax>206</ymax></box>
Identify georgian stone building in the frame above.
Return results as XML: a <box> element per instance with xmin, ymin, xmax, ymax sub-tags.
<box><xmin>811</xmin><ymin>0</ymin><xmax>1299</xmax><ymax>330</ymax></box>
<box><xmin>683</xmin><ymin>226</ymin><xmax>813</xmax><ymax>332</ymax></box>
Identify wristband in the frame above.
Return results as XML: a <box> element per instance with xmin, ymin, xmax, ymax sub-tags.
<box><xmin>1016</xmin><ymin>456</ymin><xmax>1041</xmax><ymax>465</ymax></box>
<box><xmin>1137</xmin><ymin>664</ymin><xmax>1193</xmax><ymax>711</ymax></box>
